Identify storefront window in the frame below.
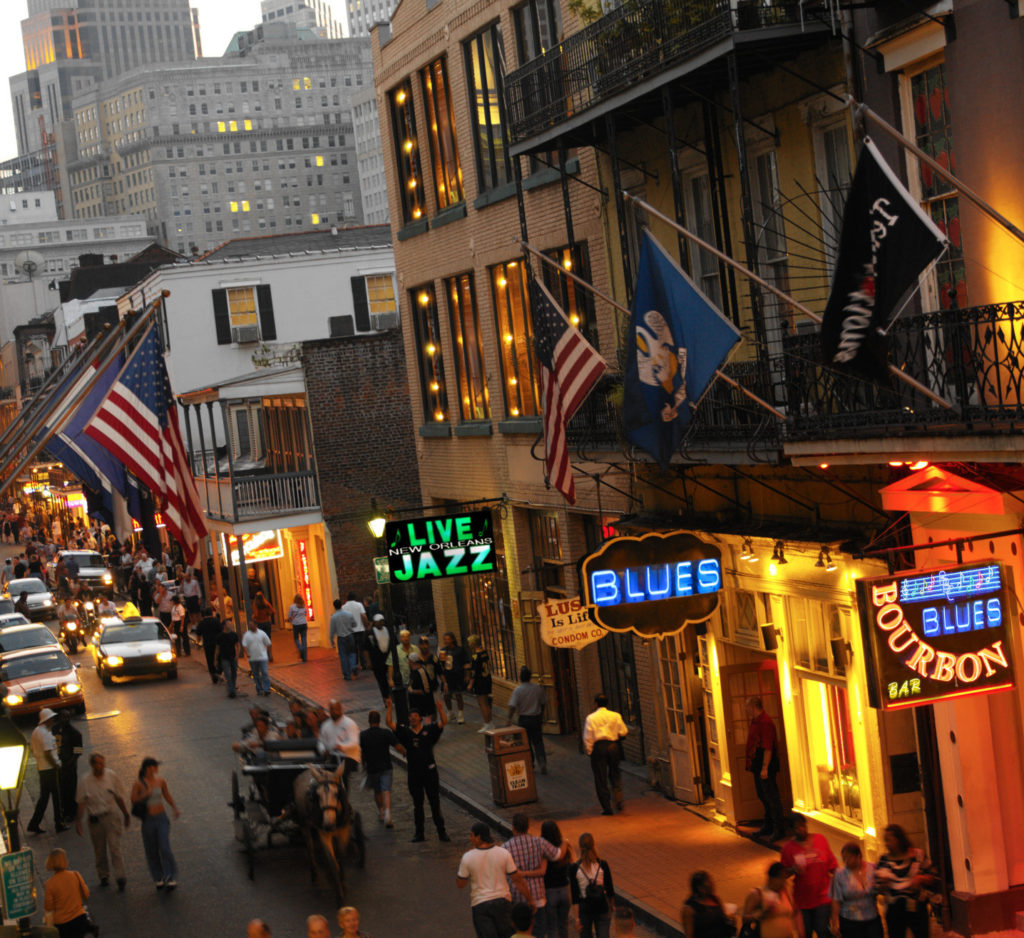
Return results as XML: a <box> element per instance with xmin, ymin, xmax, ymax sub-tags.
<box><xmin>803</xmin><ymin>680</ymin><xmax>860</xmax><ymax>822</ymax></box>
<box><xmin>454</xmin><ymin>531</ymin><xmax>515</xmax><ymax>681</ymax></box>
<box><xmin>528</xmin><ymin>509</ymin><xmax>563</xmax><ymax>593</ymax></box>
<box><xmin>598</xmin><ymin>633</ymin><xmax>642</xmax><ymax>733</ymax></box>
<box><xmin>788</xmin><ymin>597</ymin><xmax>846</xmax><ymax>677</ymax></box>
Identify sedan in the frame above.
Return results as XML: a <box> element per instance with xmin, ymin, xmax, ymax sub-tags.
<box><xmin>91</xmin><ymin>617</ymin><xmax>177</xmax><ymax>686</ymax></box>
<box><xmin>0</xmin><ymin>624</ymin><xmax>61</xmax><ymax>657</ymax></box>
<box><xmin>0</xmin><ymin>614</ymin><xmax>30</xmax><ymax>628</ymax></box>
<box><xmin>0</xmin><ymin>647</ymin><xmax>84</xmax><ymax>716</ymax></box>
<box><xmin>49</xmin><ymin>551</ymin><xmax>114</xmax><ymax>591</ymax></box>
<box><xmin>5</xmin><ymin>578</ymin><xmax>57</xmax><ymax>621</ymax></box>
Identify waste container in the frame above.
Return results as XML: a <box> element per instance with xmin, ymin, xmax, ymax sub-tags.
<box><xmin>484</xmin><ymin>726</ymin><xmax>537</xmax><ymax>806</ymax></box>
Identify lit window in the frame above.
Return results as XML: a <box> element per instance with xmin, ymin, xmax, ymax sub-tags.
<box><xmin>229</xmin><ymin>120</ymin><xmax>238</xmax><ymax>132</ymax></box>
<box><xmin>217</xmin><ymin>121</ymin><xmax>226</xmax><ymax>132</ymax></box>
<box><xmin>542</xmin><ymin>244</ymin><xmax>597</xmax><ymax>345</ymax></box>
<box><xmin>229</xmin><ymin>201</ymin><xmax>239</xmax><ymax>212</ymax></box>
<box><xmin>243</xmin><ymin>119</ymin><xmax>253</xmax><ymax>131</ymax></box>
<box><xmin>420</xmin><ymin>57</ymin><xmax>464</xmax><ymax>209</ymax></box>
<box><xmin>411</xmin><ymin>285</ymin><xmax>448</xmax><ymax>423</ymax></box>
<box><xmin>366</xmin><ymin>274</ymin><xmax>397</xmax><ymax>315</ymax></box>
<box><xmin>490</xmin><ymin>260</ymin><xmax>538</xmax><ymax>418</ymax></box>
<box><xmin>446</xmin><ymin>273</ymin><xmax>489</xmax><ymax>421</ymax></box>
<box><xmin>464</xmin><ymin>26</ymin><xmax>511</xmax><ymax>192</ymax></box>
<box><xmin>803</xmin><ymin>680</ymin><xmax>860</xmax><ymax>823</ymax></box>
<box><xmin>227</xmin><ymin>287</ymin><xmax>257</xmax><ymax>328</ymax></box>
<box><xmin>389</xmin><ymin>80</ymin><xmax>424</xmax><ymax>225</ymax></box>
<box><xmin>315</xmin><ymin>155</ymin><xmax>324</xmax><ymax>167</ymax></box>
<box><xmin>311</xmin><ymin>213</ymin><xmax>320</xmax><ymax>224</ymax></box>
<box><xmin>241</xmin><ymin>200</ymin><xmax>250</xmax><ymax>212</ymax></box>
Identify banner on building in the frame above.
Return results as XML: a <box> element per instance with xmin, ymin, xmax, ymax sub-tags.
<box><xmin>856</xmin><ymin>561</ymin><xmax>1015</xmax><ymax>710</ymax></box>
<box><xmin>581</xmin><ymin>531</ymin><xmax>722</xmax><ymax>637</ymax></box>
<box><xmin>385</xmin><ymin>510</ymin><xmax>495</xmax><ymax>582</ymax></box>
<box><xmin>539</xmin><ymin>597</ymin><xmax>606</xmax><ymax>650</ymax></box>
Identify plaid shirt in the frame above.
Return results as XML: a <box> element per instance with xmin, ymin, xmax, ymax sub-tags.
<box><xmin>504</xmin><ymin>834</ymin><xmax>560</xmax><ymax>905</ymax></box>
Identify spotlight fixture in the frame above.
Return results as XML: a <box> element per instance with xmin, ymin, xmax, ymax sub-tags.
<box><xmin>771</xmin><ymin>540</ymin><xmax>787</xmax><ymax>565</ymax></box>
<box><xmin>739</xmin><ymin>537</ymin><xmax>759</xmax><ymax>563</ymax></box>
<box><xmin>815</xmin><ymin>547</ymin><xmax>838</xmax><ymax>572</ymax></box>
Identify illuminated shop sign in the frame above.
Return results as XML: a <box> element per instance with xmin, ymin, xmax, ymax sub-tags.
<box><xmin>221</xmin><ymin>530</ymin><xmax>284</xmax><ymax>566</ymax></box>
<box><xmin>297</xmin><ymin>539</ymin><xmax>315</xmax><ymax>621</ymax></box>
<box><xmin>385</xmin><ymin>511</ymin><xmax>494</xmax><ymax>581</ymax></box>
<box><xmin>581</xmin><ymin>532</ymin><xmax>722</xmax><ymax>637</ymax></box>
<box><xmin>856</xmin><ymin>562</ymin><xmax>1015</xmax><ymax>710</ymax></box>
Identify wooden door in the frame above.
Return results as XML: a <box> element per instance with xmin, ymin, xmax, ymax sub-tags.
<box><xmin>518</xmin><ymin>591</ymin><xmax>578</xmax><ymax>733</ymax></box>
<box><xmin>658</xmin><ymin>633</ymin><xmax>700</xmax><ymax>803</ymax></box>
<box><xmin>719</xmin><ymin>660</ymin><xmax>793</xmax><ymax>825</ymax></box>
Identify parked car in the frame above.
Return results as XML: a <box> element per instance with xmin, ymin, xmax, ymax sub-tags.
<box><xmin>0</xmin><ymin>647</ymin><xmax>84</xmax><ymax>716</ymax></box>
<box><xmin>4</xmin><ymin>578</ymin><xmax>57</xmax><ymax>621</ymax></box>
<box><xmin>0</xmin><ymin>613</ymin><xmax>31</xmax><ymax>628</ymax></box>
<box><xmin>0</xmin><ymin>623</ymin><xmax>61</xmax><ymax>657</ymax></box>
<box><xmin>48</xmin><ymin>551</ymin><xmax>114</xmax><ymax>591</ymax></box>
<box><xmin>91</xmin><ymin>616</ymin><xmax>177</xmax><ymax>685</ymax></box>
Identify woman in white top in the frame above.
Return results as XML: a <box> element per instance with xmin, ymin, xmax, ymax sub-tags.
<box><xmin>287</xmin><ymin>594</ymin><xmax>308</xmax><ymax>662</ymax></box>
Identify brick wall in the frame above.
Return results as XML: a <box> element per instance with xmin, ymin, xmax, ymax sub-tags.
<box><xmin>302</xmin><ymin>332</ymin><xmax>432</xmax><ymax>629</ymax></box>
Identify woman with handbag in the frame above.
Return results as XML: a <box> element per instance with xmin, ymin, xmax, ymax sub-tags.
<box><xmin>569</xmin><ymin>832</ymin><xmax>614</xmax><ymax>938</ymax></box>
<box><xmin>830</xmin><ymin>842</ymin><xmax>883</xmax><ymax>938</ymax></box>
<box><xmin>44</xmin><ymin>848</ymin><xmax>97</xmax><ymax>938</ymax></box>
<box><xmin>876</xmin><ymin>825</ymin><xmax>931</xmax><ymax>938</ymax></box>
<box><xmin>130</xmin><ymin>757</ymin><xmax>181</xmax><ymax>890</ymax></box>
<box><xmin>742</xmin><ymin>862</ymin><xmax>801</xmax><ymax>938</ymax></box>
<box><xmin>683</xmin><ymin>871</ymin><xmax>738</xmax><ymax>938</ymax></box>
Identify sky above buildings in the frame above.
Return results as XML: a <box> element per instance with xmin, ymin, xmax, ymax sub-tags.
<box><xmin>0</xmin><ymin>0</ymin><xmax>264</xmax><ymax>161</ymax></box>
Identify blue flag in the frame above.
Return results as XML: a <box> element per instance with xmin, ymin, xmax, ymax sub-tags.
<box><xmin>623</xmin><ymin>230</ymin><xmax>741</xmax><ymax>468</ymax></box>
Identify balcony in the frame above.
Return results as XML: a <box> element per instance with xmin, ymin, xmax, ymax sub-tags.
<box><xmin>505</xmin><ymin>0</ymin><xmax>814</xmax><ymax>146</ymax></box>
<box><xmin>195</xmin><ymin>470</ymin><xmax>321</xmax><ymax>523</ymax></box>
<box><xmin>562</xmin><ymin>303</ymin><xmax>1024</xmax><ymax>464</ymax></box>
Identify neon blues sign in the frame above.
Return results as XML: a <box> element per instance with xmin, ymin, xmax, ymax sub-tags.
<box><xmin>385</xmin><ymin>511</ymin><xmax>494</xmax><ymax>581</ymax></box>
<box><xmin>856</xmin><ymin>561</ymin><xmax>1015</xmax><ymax>710</ymax></box>
<box><xmin>581</xmin><ymin>532</ymin><xmax>722</xmax><ymax>637</ymax></box>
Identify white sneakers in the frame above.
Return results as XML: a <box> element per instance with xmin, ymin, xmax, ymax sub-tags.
<box><xmin>477</xmin><ymin>722</ymin><xmax>495</xmax><ymax>734</ymax></box>
<box><xmin>457</xmin><ymin>711</ymin><xmax>465</xmax><ymax>724</ymax></box>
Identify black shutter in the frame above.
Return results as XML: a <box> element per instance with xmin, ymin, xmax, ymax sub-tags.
<box><xmin>351</xmin><ymin>276</ymin><xmax>370</xmax><ymax>332</ymax></box>
<box><xmin>256</xmin><ymin>284</ymin><xmax>277</xmax><ymax>341</ymax></box>
<box><xmin>212</xmin><ymin>289</ymin><xmax>231</xmax><ymax>345</ymax></box>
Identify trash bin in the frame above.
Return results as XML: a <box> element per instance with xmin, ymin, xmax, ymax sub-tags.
<box><xmin>484</xmin><ymin>726</ymin><xmax>537</xmax><ymax>806</ymax></box>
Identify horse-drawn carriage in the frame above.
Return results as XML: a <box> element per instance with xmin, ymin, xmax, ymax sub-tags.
<box><xmin>230</xmin><ymin>737</ymin><xmax>365</xmax><ymax>900</ymax></box>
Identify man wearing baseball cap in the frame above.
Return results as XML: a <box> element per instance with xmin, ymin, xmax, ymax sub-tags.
<box><xmin>28</xmin><ymin>709</ymin><xmax>68</xmax><ymax>833</ymax></box>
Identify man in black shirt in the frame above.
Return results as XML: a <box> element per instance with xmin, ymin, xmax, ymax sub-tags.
<box><xmin>194</xmin><ymin>607</ymin><xmax>223</xmax><ymax>683</ymax></box>
<box><xmin>216</xmin><ymin>620</ymin><xmax>241</xmax><ymax>698</ymax></box>
<box><xmin>359</xmin><ymin>709</ymin><xmax>399</xmax><ymax>828</ymax></box>
<box><xmin>387</xmin><ymin>698</ymin><xmax>449</xmax><ymax>843</ymax></box>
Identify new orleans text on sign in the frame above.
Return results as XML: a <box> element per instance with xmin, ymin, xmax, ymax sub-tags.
<box><xmin>385</xmin><ymin>511</ymin><xmax>495</xmax><ymax>582</ymax></box>
<box><xmin>581</xmin><ymin>531</ymin><xmax>722</xmax><ymax>637</ymax></box>
<box><xmin>856</xmin><ymin>562</ymin><xmax>1015</xmax><ymax>710</ymax></box>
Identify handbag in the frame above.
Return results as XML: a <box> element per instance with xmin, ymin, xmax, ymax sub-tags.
<box><xmin>131</xmin><ymin>799</ymin><xmax>147</xmax><ymax>820</ymax></box>
<box><xmin>77</xmin><ymin>872</ymin><xmax>99</xmax><ymax>936</ymax></box>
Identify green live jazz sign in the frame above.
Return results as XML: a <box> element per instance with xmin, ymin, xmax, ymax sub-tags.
<box><xmin>385</xmin><ymin>511</ymin><xmax>495</xmax><ymax>581</ymax></box>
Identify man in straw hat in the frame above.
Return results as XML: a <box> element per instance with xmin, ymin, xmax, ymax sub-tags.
<box><xmin>28</xmin><ymin>708</ymin><xmax>68</xmax><ymax>833</ymax></box>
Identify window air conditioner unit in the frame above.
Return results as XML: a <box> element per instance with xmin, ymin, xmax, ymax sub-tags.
<box><xmin>370</xmin><ymin>311</ymin><xmax>400</xmax><ymax>331</ymax></box>
<box><xmin>231</xmin><ymin>324</ymin><xmax>260</xmax><ymax>344</ymax></box>
<box><xmin>329</xmin><ymin>315</ymin><xmax>355</xmax><ymax>338</ymax></box>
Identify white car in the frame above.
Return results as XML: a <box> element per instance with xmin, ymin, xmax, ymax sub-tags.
<box><xmin>0</xmin><ymin>614</ymin><xmax>30</xmax><ymax>628</ymax></box>
<box><xmin>48</xmin><ymin>551</ymin><xmax>114</xmax><ymax>591</ymax></box>
<box><xmin>91</xmin><ymin>616</ymin><xmax>177</xmax><ymax>686</ymax></box>
<box><xmin>5</xmin><ymin>578</ymin><xmax>57</xmax><ymax>621</ymax></box>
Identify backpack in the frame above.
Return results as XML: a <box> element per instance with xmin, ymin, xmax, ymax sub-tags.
<box><xmin>579</xmin><ymin>863</ymin><xmax>609</xmax><ymax>915</ymax></box>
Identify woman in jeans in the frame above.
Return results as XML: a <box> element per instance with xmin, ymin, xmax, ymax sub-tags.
<box><xmin>541</xmin><ymin>820</ymin><xmax>574</xmax><ymax>938</ymax></box>
<box><xmin>830</xmin><ymin>842</ymin><xmax>883</xmax><ymax>938</ymax></box>
<box><xmin>130</xmin><ymin>757</ymin><xmax>181</xmax><ymax>890</ymax></box>
<box><xmin>569</xmin><ymin>832</ymin><xmax>614</xmax><ymax>938</ymax></box>
<box><xmin>287</xmin><ymin>594</ymin><xmax>308</xmax><ymax>662</ymax></box>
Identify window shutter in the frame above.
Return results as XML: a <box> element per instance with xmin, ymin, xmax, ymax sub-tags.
<box><xmin>212</xmin><ymin>289</ymin><xmax>231</xmax><ymax>345</ymax></box>
<box><xmin>256</xmin><ymin>284</ymin><xmax>276</xmax><ymax>341</ymax></box>
<box><xmin>351</xmin><ymin>276</ymin><xmax>370</xmax><ymax>332</ymax></box>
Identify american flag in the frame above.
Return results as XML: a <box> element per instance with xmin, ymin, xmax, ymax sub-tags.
<box><xmin>84</xmin><ymin>325</ymin><xmax>207</xmax><ymax>563</ymax></box>
<box><xmin>530</xmin><ymin>278</ymin><xmax>607</xmax><ymax>505</ymax></box>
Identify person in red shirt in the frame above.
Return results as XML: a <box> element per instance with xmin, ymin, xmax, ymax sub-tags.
<box><xmin>745</xmin><ymin>697</ymin><xmax>785</xmax><ymax>841</ymax></box>
<box><xmin>780</xmin><ymin>813</ymin><xmax>838</xmax><ymax>938</ymax></box>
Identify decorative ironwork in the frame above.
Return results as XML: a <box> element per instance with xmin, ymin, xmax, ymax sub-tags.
<box><xmin>567</xmin><ymin>373</ymin><xmax>622</xmax><ymax>452</ymax></box>
<box><xmin>504</xmin><ymin>0</ymin><xmax>808</xmax><ymax>144</ymax></box>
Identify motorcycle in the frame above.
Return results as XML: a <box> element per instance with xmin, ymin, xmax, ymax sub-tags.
<box><xmin>59</xmin><ymin>615</ymin><xmax>82</xmax><ymax>654</ymax></box>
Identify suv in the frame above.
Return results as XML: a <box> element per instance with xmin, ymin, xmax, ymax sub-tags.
<box><xmin>49</xmin><ymin>551</ymin><xmax>114</xmax><ymax>591</ymax></box>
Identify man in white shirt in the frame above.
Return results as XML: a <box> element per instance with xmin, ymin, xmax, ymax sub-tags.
<box><xmin>240</xmin><ymin>619</ymin><xmax>272</xmax><ymax>696</ymax></box>
<box><xmin>457</xmin><ymin>821</ymin><xmax>533</xmax><ymax>938</ymax></box>
<box><xmin>28</xmin><ymin>709</ymin><xmax>66</xmax><ymax>833</ymax></box>
<box><xmin>75</xmin><ymin>753</ymin><xmax>131</xmax><ymax>890</ymax></box>
<box><xmin>341</xmin><ymin>591</ymin><xmax>370</xmax><ymax>670</ymax></box>
<box><xmin>582</xmin><ymin>693</ymin><xmax>629</xmax><ymax>816</ymax></box>
<box><xmin>318</xmin><ymin>699</ymin><xmax>362</xmax><ymax>783</ymax></box>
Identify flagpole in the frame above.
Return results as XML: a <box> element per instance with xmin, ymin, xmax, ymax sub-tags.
<box><xmin>0</xmin><ymin>305</ymin><xmax>158</xmax><ymax>496</ymax></box>
<box><xmin>622</xmin><ymin>192</ymin><xmax>954</xmax><ymax>411</ymax></box>
<box><xmin>851</xmin><ymin>97</ymin><xmax>1024</xmax><ymax>249</ymax></box>
<box><xmin>515</xmin><ymin>237</ymin><xmax>788</xmax><ymax>421</ymax></box>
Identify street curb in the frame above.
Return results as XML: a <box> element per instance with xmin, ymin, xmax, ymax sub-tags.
<box><xmin>269</xmin><ymin>677</ymin><xmax>683</xmax><ymax>937</ymax></box>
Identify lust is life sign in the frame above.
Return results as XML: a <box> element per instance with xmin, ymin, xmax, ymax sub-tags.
<box><xmin>856</xmin><ymin>562</ymin><xmax>1016</xmax><ymax>710</ymax></box>
<box><xmin>385</xmin><ymin>511</ymin><xmax>495</xmax><ymax>582</ymax></box>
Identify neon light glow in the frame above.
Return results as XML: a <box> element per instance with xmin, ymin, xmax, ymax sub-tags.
<box><xmin>588</xmin><ymin>559</ymin><xmax>721</xmax><ymax>607</ymax></box>
<box><xmin>297</xmin><ymin>539</ymin><xmax>315</xmax><ymax>622</ymax></box>
<box><xmin>899</xmin><ymin>564</ymin><xmax>1001</xmax><ymax>603</ymax></box>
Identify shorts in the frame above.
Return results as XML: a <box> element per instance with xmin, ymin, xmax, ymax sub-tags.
<box><xmin>365</xmin><ymin>769</ymin><xmax>393</xmax><ymax>793</ymax></box>
<box><xmin>444</xmin><ymin>672</ymin><xmax>465</xmax><ymax>692</ymax></box>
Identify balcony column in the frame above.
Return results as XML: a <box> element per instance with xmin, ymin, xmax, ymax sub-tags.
<box><xmin>236</xmin><ymin>533</ymin><xmax>252</xmax><ymax>624</ymax></box>
<box><xmin>727</xmin><ymin>52</ymin><xmax>769</xmax><ymax>357</ymax></box>
<box><xmin>218</xmin><ymin>400</ymin><xmax>238</xmax><ymax>524</ymax></box>
<box><xmin>605</xmin><ymin>113</ymin><xmax>635</xmax><ymax>306</ymax></box>
<box><xmin>703</xmin><ymin>100</ymin><xmax>740</xmax><ymax>324</ymax></box>
<box><xmin>662</xmin><ymin>86</ymin><xmax>688</xmax><ymax>270</ymax></box>
<box><xmin>193</xmin><ymin>403</ymin><xmax>213</xmax><ymax>520</ymax></box>
<box><xmin>205</xmin><ymin>401</ymin><xmax>225</xmax><ymax>519</ymax></box>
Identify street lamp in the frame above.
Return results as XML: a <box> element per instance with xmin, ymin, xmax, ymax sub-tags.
<box><xmin>367</xmin><ymin>512</ymin><xmax>387</xmax><ymax>540</ymax></box>
<box><xmin>0</xmin><ymin>718</ymin><xmax>28</xmax><ymax>847</ymax></box>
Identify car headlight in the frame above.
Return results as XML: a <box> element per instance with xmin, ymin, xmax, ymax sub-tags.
<box><xmin>102</xmin><ymin>574</ymin><xmax>112</xmax><ymax>584</ymax></box>
<box><xmin>61</xmin><ymin>683</ymin><xmax>81</xmax><ymax>695</ymax></box>
<box><xmin>3</xmin><ymin>694</ymin><xmax>23</xmax><ymax>706</ymax></box>
<box><xmin>42</xmin><ymin>600</ymin><xmax>54</xmax><ymax>606</ymax></box>
<box><xmin>156</xmin><ymin>651</ymin><xmax>174</xmax><ymax>663</ymax></box>
<box><xmin>104</xmin><ymin>655</ymin><xmax>123</xmax><ymax>667</ymax></box>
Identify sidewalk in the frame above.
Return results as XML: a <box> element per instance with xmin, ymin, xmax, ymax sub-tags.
<box><xmin>262</xmin><ymin>632</ymin><xmax>779</xmax><ymax>937</ymax></box>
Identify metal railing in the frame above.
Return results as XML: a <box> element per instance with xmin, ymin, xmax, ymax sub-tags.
<box><xmin>505</xmin><ymin>0</ymin><xmax>807</xmax><ymax>143</ymax></box>
<box><xmin>561</xmin><ymin>303</ymin><xmax>1024</xmax><ymax>457</ymax></box>
<box><xmin>196</xmin><ymin>470</ymin><xmax>320</xmax><ymax>522</ymax></box>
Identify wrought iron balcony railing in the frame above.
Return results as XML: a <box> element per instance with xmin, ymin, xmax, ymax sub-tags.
<box><xmin>561</xmin><ymin>302</ymin><xmax>1024</xmax><ymax>457</ymax></box>
<box><xmin>195</xmin><ymin>470</ymin><xmax>320</xmax><ymax>522</ymax></box>
<box><xmin>504</xmin><ymin>0</ymin><xmax>808</xmax><ymax>144</ymax></box>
